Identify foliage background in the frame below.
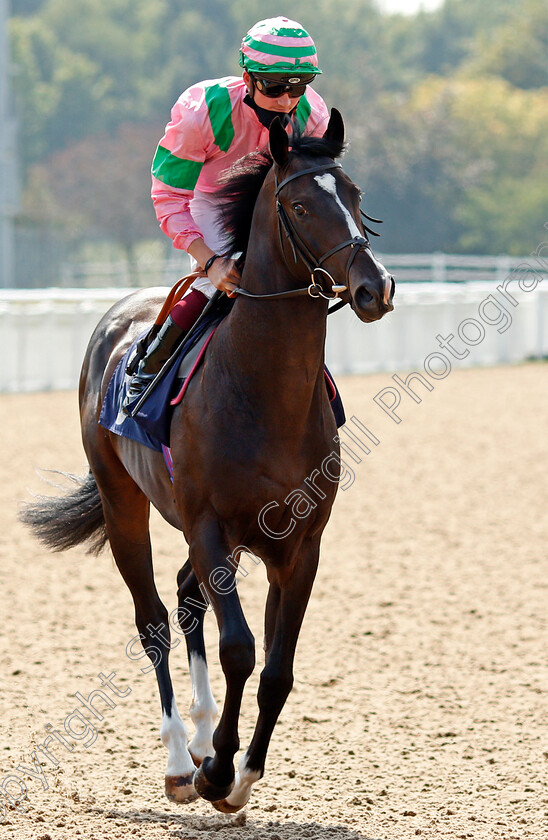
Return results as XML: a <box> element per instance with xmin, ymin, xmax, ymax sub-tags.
<box><xmin>8</xmin><ymin>0</ymin><xmax>548</xmax><ymax>258</ymax></box>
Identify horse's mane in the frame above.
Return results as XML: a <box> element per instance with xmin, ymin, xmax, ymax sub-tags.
<box><xmin>216</xmin><ymin>121</ymin><xmax>346</xmax><ymax>257</ymax></box>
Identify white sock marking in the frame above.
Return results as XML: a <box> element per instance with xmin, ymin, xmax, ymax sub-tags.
<box><xmin>314</xmin><ymin>173</ymin><xmax>362</xmax><ymax>239</ymax></box>
<box><xmin>225</xmin><ymin>750</ymin><xmax>261</xmax><ymax>809</ymax></box>
<box><xmin>188</xmin><ymin>653</ymin><xmax>218</xmax><ymax>762</ymax></box>
<box><xmin>160</xmin><ymin>698</ymin><xmax>196</xmax><ymax>777</ymax></box>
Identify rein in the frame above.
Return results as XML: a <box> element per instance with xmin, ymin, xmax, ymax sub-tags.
<box><xmin>232</xmin><ymin>161</ymin><xmax>371</xmax><ymax>309</ymax></box>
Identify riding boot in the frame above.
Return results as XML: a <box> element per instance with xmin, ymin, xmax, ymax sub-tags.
<box><xmin>122</xmin><ymin>315</ymin><xmax>184</xmax><ymax>413</ymax></box>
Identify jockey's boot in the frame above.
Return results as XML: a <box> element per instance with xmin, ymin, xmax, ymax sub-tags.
<box><xmin>122</xmin><ymin>314</ymin><xmax>183</xmax><ymax>414</ymax></box>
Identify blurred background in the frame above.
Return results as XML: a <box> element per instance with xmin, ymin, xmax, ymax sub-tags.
<box><xmin>1</xmin><ymin>0</ymin><xmax>547</xmax><ymax>388</ymax></box>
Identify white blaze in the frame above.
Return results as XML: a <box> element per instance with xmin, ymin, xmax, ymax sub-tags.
<box><xmin>314</xmin><ymin>173</ymin><xmax>362</xmax><ymax>239</ymax></box>
<box><xmin>315</xmin><ymin>172</ymin><xmax>392</xmax><ymax>305</ymax></box>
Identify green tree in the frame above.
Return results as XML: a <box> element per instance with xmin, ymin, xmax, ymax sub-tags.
<box><xmin>10</xmin><ymin>0</ymin><xmax>46</xmax><ymax>14</ymax></box>
<box><xmin>407</xmin><ymin>0</ymin><xmax>521</xmax><ymax>77</ymax></box>
<box><xmin>10</xmin><ymin>0</ymin><xmax>242</xmax><ymax>173</ymax></box>
<box><xmin>354</xmin><ymin>75</ymin><xmax>548</xmax><ymax>254</ymax></box>
<box><xmin>9</xmin><ymin>0</ymin><xmax>548</xmax><ymax>259</ymax></box>
<box><xmin>25</xmin><ymin>123</ymin><xmax>162</xmax><ymax>268</ymax></box>
<box><xmin>464</xmin><ymin>0</ymin><xmax>548</xmax><ymax>89</ymax></box>
<box><xmin>445</xmin><ymin>76</ymin><xmax>548</xmax><ymax>251</ymax></box>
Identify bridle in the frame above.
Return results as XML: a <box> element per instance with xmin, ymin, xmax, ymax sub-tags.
<box><xmin>276</xmin><ymin>162</ymin><xmax>370</xmax><ymax>299</ymax></box>
<box><xmin>233</xmin><ymin>160</ymin><xmax>374</xmax><ymax>309</ymax></box>
<box><xmin>127</xmin><ymin>161</ymin><xmax>379</xmax><ymax>416</ymax></box>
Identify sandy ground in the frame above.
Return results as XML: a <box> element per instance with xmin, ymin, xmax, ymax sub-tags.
<box><xmin>0</xmin><ymin>362</ymin><xmax>546</xmax><ymax>840</ymax></box>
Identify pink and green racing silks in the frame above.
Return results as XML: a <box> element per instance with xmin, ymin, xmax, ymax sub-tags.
<box><xmin>151</xmin><ymin>76</ymin><xmax>330</xmax><ymax>253</ymax></box>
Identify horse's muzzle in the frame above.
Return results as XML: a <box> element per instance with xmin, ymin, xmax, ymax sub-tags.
<box><xmin>352</xmin><ymin>274</ymin><xmax>395</xmax><ymax>322</ymax></box>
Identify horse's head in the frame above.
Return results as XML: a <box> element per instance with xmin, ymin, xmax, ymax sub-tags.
<box><xmin>269</xmin><ymin>109</ymin><xmax>395</xmax><ymax>322</ymax></box>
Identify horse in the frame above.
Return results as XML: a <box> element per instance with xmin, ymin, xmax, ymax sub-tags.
<box><xmin>20</xmin><ymin>109</ymin><xmax>394</xmax><ymax>812</ymax></box>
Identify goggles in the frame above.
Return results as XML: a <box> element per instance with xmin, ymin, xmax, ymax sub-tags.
<box><xmin>251</xmin><ymin>73</ymin><xmax>314</xmax><ymax>99</ymax></box>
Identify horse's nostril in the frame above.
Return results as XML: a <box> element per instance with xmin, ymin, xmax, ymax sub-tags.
<box><xmin>355</xmin><ymin>287</ymin><xmax>374</xmax><ymax>310</ymax></box>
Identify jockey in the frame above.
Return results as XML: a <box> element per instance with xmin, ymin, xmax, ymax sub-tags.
<box><xmin>123</xmin><ymin>16</ymin><xmax>329</xmax><ymax>411</ymax></box>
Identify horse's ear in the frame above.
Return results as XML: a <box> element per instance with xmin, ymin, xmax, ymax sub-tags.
<box><xmin>323</xmin><ymin>108</ymin><xmax>345</xmax><ymax>149</ymax></box>
<box><xmin>269</xmin><ymin>117</ymin><xmax>289</xmax><ymax>167</ymax></box>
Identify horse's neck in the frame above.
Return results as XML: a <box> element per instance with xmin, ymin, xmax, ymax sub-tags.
<box><xmin>230</xmin><ymin>294</ymin><xmax>327</xmax><ymax>374</ymax></box>
<box><xmin>219</xmin><ymin>255</ymin><xmax>329</xmax><ymax>430</ymax></box>
<box><xmin>214</xmin><ymin>173</ymin><xmax>329</xmax><ymax>431</ymax></box>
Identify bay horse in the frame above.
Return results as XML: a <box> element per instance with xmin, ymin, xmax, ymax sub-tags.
<box><xmin>21</xmin><ymin>110</ymin><xmax>394</xmax><ymax>812</ymax></box>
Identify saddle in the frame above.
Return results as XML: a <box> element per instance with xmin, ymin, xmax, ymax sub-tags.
<box><xmin>99</xmin><ymin>292</ymin><xmax>232</xmax><ymax>452</ymax></box>
<box><xmin>99</xmin><ymin>282</ymin><xmax>345</xmax><ymax>457</ymax></box>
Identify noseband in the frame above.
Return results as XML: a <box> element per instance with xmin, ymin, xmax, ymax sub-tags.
<box><xmin>233</xmin><ymin>161</ymin><xmax>370</xmax><ymax>306</ymax></box>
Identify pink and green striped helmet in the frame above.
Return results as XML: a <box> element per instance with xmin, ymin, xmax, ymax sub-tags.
<box><xmin>239</xmin><ymin>17</ymin><xmax>322</xmax><ymax>76</ymax></box>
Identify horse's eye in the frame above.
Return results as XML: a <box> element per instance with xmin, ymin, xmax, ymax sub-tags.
<box><xmin>293</xmin><ymin>203</ymin><xmax>306</xmax><ymax>216</ymax></box>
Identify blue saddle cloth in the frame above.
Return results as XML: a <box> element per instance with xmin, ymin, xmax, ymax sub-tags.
<box><xmin>99</xmin><ymin>312</ymin><xmax>220</xmax><ymax>451</ymax></box>
<box><xmin>99</xmin><ymin>307</ymin><xmax>346</xmax><ymax>454</ymax></box>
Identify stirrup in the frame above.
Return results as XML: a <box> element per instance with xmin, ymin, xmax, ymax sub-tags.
<box><xmin>126</xmin><ymin>325</ymin><xmax>161</xmax><ymax>376</ymax></box>
<box><xmin>122</xmin><ymin>371</ymin><xmax>156</xmax><ymax>415</ymax></box>
<box><xmin>122</xmin><ymin>315</ymin><xmax>185</xmax><ymax>415</ymax></box>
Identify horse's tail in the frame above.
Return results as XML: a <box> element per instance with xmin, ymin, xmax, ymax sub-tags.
<box><xmin>19</xmin><ymin>470</ymin><xmax>108</xmax><ymax>555</ymax></box>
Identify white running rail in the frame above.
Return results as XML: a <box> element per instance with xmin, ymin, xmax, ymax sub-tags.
<box><xmin>1</xmin><ymin>281</ymin><xmax>547</xmax><ymax>392</ymax></box>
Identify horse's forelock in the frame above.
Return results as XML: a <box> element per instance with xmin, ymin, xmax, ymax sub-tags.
<box><xmin>289</xmin><ymin>120</ymin><xmax>346</xmax><ymax>161</ymax></box>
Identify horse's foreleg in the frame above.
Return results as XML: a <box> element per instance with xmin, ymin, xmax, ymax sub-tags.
<box><xmin>213</xmin><ymin>539</ymin><xmax>320</xmax><ymax>813</ymax></box>
<box><xmin>188</xmin><ymin>520</ymin><xmax>255</xmax><ymax>803</ymax></box>
<box><xmin>176</xmin><ymin>560</ymin><xmax>218</xmax><ymax>766</ymax></box>
<box><xmin>94</xmin><ymin>464</ymin><xmax>197</xmax><ymax>804</ymax></box>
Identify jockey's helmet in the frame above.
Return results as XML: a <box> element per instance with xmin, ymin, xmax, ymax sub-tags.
<box><xmin>239</xmin><ymin>17</ymin><xmax>322</xmax><ymax>78</ymax></box>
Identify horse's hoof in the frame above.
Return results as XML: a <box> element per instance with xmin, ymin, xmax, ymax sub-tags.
<box><xmin>193</xmin><ymin>762</ymin><xmax>234</xmax><ymax>802</ymax></box>
<box><xmin>211</xmin><ymin>797</ymin><xmax>246</xmax><ymax>813</ymax></box>
<box><xmin>165</xmin><ymin>773</ymin><xmax>199</xmax><ymax>804</ymax></box>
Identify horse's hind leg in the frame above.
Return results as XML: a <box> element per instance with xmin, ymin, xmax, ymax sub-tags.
<box><xmin>176</xmin><ymin>560</ymin><xmax>218</xmax><ymax>765</ymax></box>
<box><xmin>92</xmin><ymin>458</ymin><xmax>198</xmax><ymax>804</ymax></box>
<box><xmin>214</xmin><ymin>538</ymin><xmax>320</xmax><ymax>813</ymax></box>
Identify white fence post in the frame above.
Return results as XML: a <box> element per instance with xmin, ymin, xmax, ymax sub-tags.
<box><xmin>432</xmin><ymin>252</ymin><xmax>447</xmax><ymax>283</ymax></box>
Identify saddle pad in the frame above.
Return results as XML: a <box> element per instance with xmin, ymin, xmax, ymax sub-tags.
<box><xmin>99</xmin><ymin>320</ymin><xmax>218</xmax><ymax>452</ymax></box>
<box><xmin>325</xmin><ymin>367</ymin><xmax>346</xmax><ymax>428</ymax></box>
<box><xmin>99</xmin><ymin>300</ymin><xmax>346</xmax><ymax>457</ymax></box>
